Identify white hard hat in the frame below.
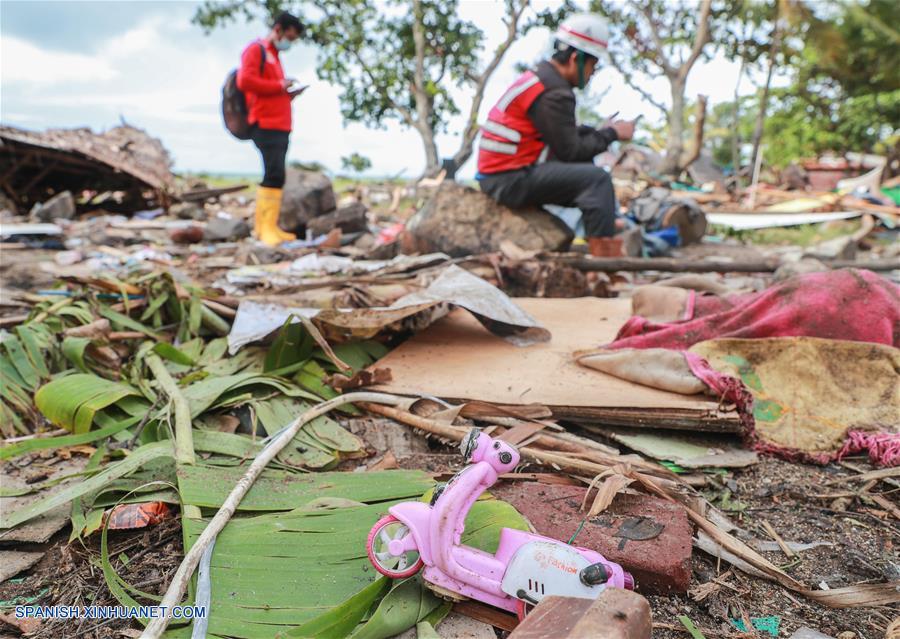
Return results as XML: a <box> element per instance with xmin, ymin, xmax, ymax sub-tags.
<box><xmin>554</xmin><ymin>13</ymin><xmax>610</xmax><ymax>61</ymax></box>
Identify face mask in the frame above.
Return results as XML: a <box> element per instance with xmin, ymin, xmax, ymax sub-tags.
<box><xmin>275</xmin><ymin>38</ymin><xmax>292</xmax><ymax>51</ymax></box>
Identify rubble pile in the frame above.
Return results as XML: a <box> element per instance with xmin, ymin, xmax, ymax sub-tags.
<box><xmin>1</xmin><ymin>136</ymin><xmax>899</xmax><ymax>639</ymax></box>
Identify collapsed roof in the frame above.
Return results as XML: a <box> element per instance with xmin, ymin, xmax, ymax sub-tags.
<box><xmin>0</xmin><ymin>123</ymin><xmax>174</xmax><ymax>212</ymax></box>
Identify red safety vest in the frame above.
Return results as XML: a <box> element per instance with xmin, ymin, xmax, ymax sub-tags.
<box><xmin>477</xmin><ymin>71</ymin><xmax>548</xmax><ymax>174</ymax></box>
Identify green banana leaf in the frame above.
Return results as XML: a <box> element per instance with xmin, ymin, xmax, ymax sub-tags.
<box><xmin>178</xmin><ymin>465</ymin><xmax>433</xmax><ymax>511</ymax></box>
<box><xmin>61</xmin><ymin>336</ymin><xmax>93</xmax><ymax>373</ymax></box>
<box><xmin>284</xmin><ymin>578</ymin><xmax>391</xmax><ymax>639</ymax></box>
<box><xmin>254</xmin><ymin>397</ymin><xmax>365</xmax><ymax>469</ymax></box>
<box><xmin>180</xmin><ymin>499</ymin><xmax>418</xmax><ymax>639</ymax></box>
<box><xmin>0</xmin><ymin>414</ymin><xmax>141</xmax><ymax>460</ymax></box>
<box><xmin>1</xmin><ymin>330</ymin><xmax>42</xmax><ymax>390</ymax></box>
<box><xmin>265</xmin><ymin>319</ymin><xmax>315</xmax><ymax>372</ymax></box>
<box><xmin>34</xmin><ymin>374</ymin><xmax>145</xmax><ymax>433</ymax></box>
<box><xmin>350</xmin><ymin>577</ymin><xmax>446</xmax><ymax>639</ymax></box>
<box><xmin>181</xmin><ymin>372</ymin><xmax>320</xmax><ymax>418</ymax></box>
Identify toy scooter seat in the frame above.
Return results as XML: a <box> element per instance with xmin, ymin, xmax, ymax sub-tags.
<box><xmin>494</xmin><ymin>527</ymin><xmax>537</xmax><ymax>564</ymax></box>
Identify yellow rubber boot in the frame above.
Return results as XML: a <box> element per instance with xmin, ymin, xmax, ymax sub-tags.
<box><xmin>254</xmin><ymin>186</ymin><xmax>296</xmax><ymax>246</ymax></box>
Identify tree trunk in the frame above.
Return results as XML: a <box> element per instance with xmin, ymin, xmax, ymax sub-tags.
<box><xmin>750</xmin><ymin>19</ymin><xmax>782</xmax><ymax>175</ymax></box>
<box><xmin>680</xmin><ymin>94</ymin><xmax>708</xmax><ymax>170</ymax></box>
<box><xmin>663</xmin><ymin>77</ymin><xmax>686</xmax><ymax>175</ymax></box>
<box><xmin>411</xmin><ymin>0</ymin><xmax>440</xmax><ymax>177</ymax></box>
<box><xmin>417</xmin><ymin>123</ymin><xmax>441</xmax><ymax>177</ymax></box>
<box><xmin>731</xmin><ymin>58</ymin><xmax>746</xmax><ymax>184</ymax></box>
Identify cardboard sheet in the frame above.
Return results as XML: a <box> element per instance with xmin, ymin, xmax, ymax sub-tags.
<box><xmin>374</xmin><ymin>298</ymin><xmax>739</xmax><ymax>431</ymax></box>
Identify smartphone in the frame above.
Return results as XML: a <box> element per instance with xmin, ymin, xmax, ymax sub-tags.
<box><xmin>288</xmin><ymin>83</ymin><xmax>308</xmax><ymax>95</ymax></box>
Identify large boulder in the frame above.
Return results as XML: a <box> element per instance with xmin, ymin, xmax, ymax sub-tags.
<box><xmin>403</xmin><ymin>182</ymin><xmax>573</xmax><ymax>257</ymax></box>
<box><xmin>279</xmin><ymin>169</ymin><xmax>336</xmax><ymax>233</ymax></box>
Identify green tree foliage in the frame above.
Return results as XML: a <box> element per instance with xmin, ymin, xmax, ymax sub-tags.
<box><xmin>340</xmin><ymin>153</ymin><xmax>373</xmax><ymax>175</ymax></box>
<box><xmin>755</xmin><ymin>0</ymin><xmax>900</xmax><ymax>167</ymax></box>
<box><xmin>762</xmin><ymin>89</ymin><xmax>900</xmax><ymax>167</ymax></box>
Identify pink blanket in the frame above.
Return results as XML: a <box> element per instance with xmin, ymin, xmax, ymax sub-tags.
<box><xmin>608</xmin><ymin>269</ymin><xmax>900</xmax><ymax>466</ymax></box>
<box><xmin>611</xmin><ymin>269</ymin><xmax>900</xmax><ymax>350</ymax></box>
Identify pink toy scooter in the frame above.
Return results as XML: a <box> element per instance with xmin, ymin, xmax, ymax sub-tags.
<box><xmin>366</xmin><ymin>428</ymin><xmax>634</xmax><ymax>619</ymax></box>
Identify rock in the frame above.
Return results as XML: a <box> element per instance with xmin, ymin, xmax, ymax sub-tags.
<box><xmin>403</xmin><ymin>181</ymin><xmax>573</xmax><ymax>257</ymax></box>
<box><xmin>347</xmin><ymin>418</ymin><xmax>430</xmax><ymax>460</ymax></box>
<box><xmin>280</xmin><ymin>169</ymin><xmax>336</xmax><ymax>233</ymax></box>
<box><xmin>170</xmin><ymin>202</ymin><xmax>206</xmax><ymax>220</ymax></box>
<box><xmin>508</xmin><ymin>590</ymin><xmax>652</xmax><ymax>639</ymax></box>
<box><xmin>169</xmin><ymin>225</ymin><xmax>204</xmax><ymax>244</ymax></box>
<box><xmin>29</xmin><ymin>191</ymin><xmax>75</xmax><ymax>221</ymax></box>
<box><xmin>203</xmin><ymin>216</ymin><xmax>250</xmax><ymax>242</ymax></box>
<box><xmin>774</xmin><ymin>257</ymin><xmax>829</xmax><ymax>281</ymax></box>
<box><xmin>804</xmin><ymin>236</ymin><xmax>857</xmax><ymax>261</ymax></box>
<box><xmin>781</xmin><ymin>163</ymin><xmax>810</xmax><ymax>190</ymax></box>
<box><xmin>492</xmin><ymin>482</ymin><xmax>692</xmax><ymax>595</ymax></box>
<box><xmin>306</xmin><ymin>201</ymin><xmax>368</xmax><ymax>237</ymax></box>
<box><xmin>503</xmin><ymin>261</ymin><xmax>589</xmax><ymax>298</ymax></box>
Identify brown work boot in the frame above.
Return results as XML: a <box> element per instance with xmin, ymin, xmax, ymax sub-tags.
<box><xmin>587</xmin><ymin>236</ymin><xmax>625</xmax><ymax>257</ymax></box>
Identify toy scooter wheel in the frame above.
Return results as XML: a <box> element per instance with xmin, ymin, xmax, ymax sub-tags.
<box><xmin>367</xmin><ymin>515</ymin><xmax>423</xmax><ymax>579</ymax></box>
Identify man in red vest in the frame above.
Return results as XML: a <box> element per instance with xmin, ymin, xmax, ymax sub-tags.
<box><xmin>476</xmin><ymin>13</ymin><xmax>635</xmax><ymax>257</ymax></box>
<box><xmin>237</xmin><ymin>12</ymin><xmax>305</xmax><ymax>245</ymax></box>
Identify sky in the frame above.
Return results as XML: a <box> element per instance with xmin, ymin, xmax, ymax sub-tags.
<box><xmin>0</xmin><ymin>0</ymin><xmax>769</xmax><ymax>179</ymax></box>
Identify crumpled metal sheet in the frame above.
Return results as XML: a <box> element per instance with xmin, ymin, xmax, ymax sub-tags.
<box><xmin>386</xmin><ymin>265</ymin><xmax>550</xmax><ymax>346</ymax></box>
<box><xmin>227</xmin><ymin>302</ymin><xmax>320</xmax><ymax>354</ymax></box>
<box><xmin>226</xmin><ymin>265</ymin><xmax>550</xmax><ymax>354</ymax></box>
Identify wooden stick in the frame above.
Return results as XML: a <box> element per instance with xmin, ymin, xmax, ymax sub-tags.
<box><xmin>0</xmin><ymin>314</ymin><xmax>29</xmax><ymax>328</ymax></box>
<box><xmin>361</xmin><ymin>403</ymin><xmax>673</xmax><ymax>480</ymax></box>
<box><xmin>109</xmin><ymin>331</ymin><xmax>146</xmax><ymax>341</ymax></box>
<box><xmin>761</xmin><ymin>519</ymin><xmax>796</xmax><ymax>558</ymax></box>
<box><xmin>557</xmin><ymin>256</ymin><xmax>900</xmax><ymax>273</ymax></box>
<box><xmin>139</xmin><ymin>391</ymin><xmax>407</xmax><ymax>639</ymax></box>
<box><xmin>200</xmin><ymin>298</ymin><xmax>236</xmax><ymax>318</ymax></box>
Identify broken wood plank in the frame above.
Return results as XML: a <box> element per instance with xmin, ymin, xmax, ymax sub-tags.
<box><xmin>454</xmin><ymin>601</ymin><xmax>518</xmax><ymax>632</ymax></box>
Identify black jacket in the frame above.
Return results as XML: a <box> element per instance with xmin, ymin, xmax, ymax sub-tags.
<box><xmin>528</xmin><ymin>61</ymin><xmax>618</xmax><ymax>163</ymax></box>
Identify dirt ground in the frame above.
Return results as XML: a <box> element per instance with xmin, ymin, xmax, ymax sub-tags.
<box><xmin>2</xmin><ymin>448</ymin><xmax>896</xmax><ymax>639</ymax></box>
<box><xmin>0</xmin><ymin>518</ymin><xmax>183</xmax><ymax>639</ymax></box>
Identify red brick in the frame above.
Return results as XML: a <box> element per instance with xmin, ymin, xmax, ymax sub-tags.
<box><xmin>491</xmin><ymin>482</ymin><xmax>692</xmax><ymax>594</ymax></box>
<box><xmin>509</xmin><ymin>590</ymin><xmax>652</xmax><ymax>639</ymax></box>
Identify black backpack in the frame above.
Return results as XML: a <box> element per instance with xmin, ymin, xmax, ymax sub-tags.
<box><xmin>222</xmin><ymin>43</ymin><xmax>266</xmax><ymax>140</ymax></box>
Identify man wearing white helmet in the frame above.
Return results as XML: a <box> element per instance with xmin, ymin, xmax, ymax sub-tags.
<box><xmin>477</xmin><ymin>13</ymin><xmax>635</xmax><ymax>257</ymax></box>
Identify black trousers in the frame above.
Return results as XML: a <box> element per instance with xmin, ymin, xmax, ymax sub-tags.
<box><xmin>250</xmin><ymin>126</ymin><xmax>290</xmax><ymax>188</ymax></box>
<box><xmin>478</xmin><ymin>162</ymin><xmax>617</xmax><ymax>237</ymax></box>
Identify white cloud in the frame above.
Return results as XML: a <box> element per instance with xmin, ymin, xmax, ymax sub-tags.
<box><xmin>1</xmin><ymin>35</ymin><xmax>118</xmax><ymax>85</ymax></box>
